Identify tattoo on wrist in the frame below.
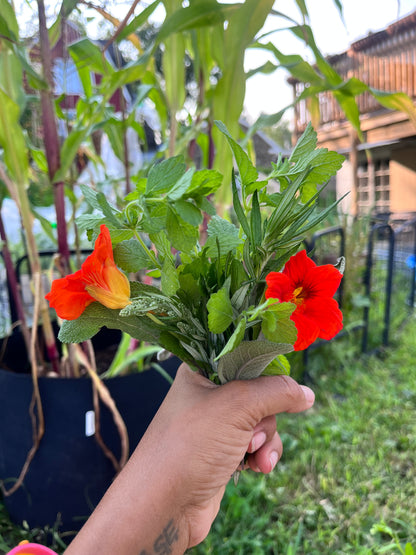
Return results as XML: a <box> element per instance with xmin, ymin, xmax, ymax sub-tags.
<box><xmin>139</xmin><ymin>519</ymin><xmax>179</xmax><ymax>555</ymax></box>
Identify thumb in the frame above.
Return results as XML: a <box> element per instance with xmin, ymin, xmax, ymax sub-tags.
<box><xmin>222</xmin><ymin>374</ymin><xmax>315</xmax><ymax>424</ymax></box>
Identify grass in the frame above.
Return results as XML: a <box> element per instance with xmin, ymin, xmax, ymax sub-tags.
<box><xmin>1</xmin><ymin>318</ymin><xmax>416</xmax><ymax>554</ymax></box>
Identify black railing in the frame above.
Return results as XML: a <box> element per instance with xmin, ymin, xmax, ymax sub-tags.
<box><xmin>303</xmin><ymin>216</ymin><xmax>416</xmax><ymax>372</ymax></box>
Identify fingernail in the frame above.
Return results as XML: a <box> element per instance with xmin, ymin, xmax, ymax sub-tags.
<box><xmin>300</xmin><ymin>385</ymin><xmax>315</xmax><ymax>405</ymax></box>
<box><xmin>269</xmin><ymin>451</ymin><xmax>279</xmax><ymax>471</ymax></box>
<box><xmin>249</xmin><ymin>431</ymin><xmax>267</xmax><ymax>452</ymax></box>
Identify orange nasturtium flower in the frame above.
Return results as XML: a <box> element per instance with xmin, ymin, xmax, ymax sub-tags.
<box><xmin>265</xmin><ymin>250</ymin><xmax>343</xmax><ymax>351</ymax></box>
<box><xmin>45</xmin><ymin>224</ymin><xmax>131</xmax><ymax>320</ymax></box>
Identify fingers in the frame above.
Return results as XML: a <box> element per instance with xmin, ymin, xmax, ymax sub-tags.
<box><xmin>246</xmin><ymin>431</ymin><xmax>283</xmax><ymax>474</ymax></box>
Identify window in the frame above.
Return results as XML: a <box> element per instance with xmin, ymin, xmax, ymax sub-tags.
<box><xmin>357</xmin><ymin>159</ymin><xmax>390</xmax><ymax>214</ymax></box>
<box><xmin>374</xmin><ymin>160</ymin><xmax>390</xmax><ymax>212</ymax></box>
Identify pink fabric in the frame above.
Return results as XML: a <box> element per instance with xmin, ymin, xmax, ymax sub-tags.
<box><xmin>7</xmin><ymin>543</ymin><xmax>58</xmax><ymax>555</ymax></box>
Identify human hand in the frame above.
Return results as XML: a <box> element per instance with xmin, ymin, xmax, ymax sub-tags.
<box><xmin>65</xmin><ymin>363</ymin><xmax>314</xmax><ymax>555</ymax></box>
<box><xmin>139</xmin><ymin>363</ymin><xmax>315</xmax><ymax>548</ymax></box>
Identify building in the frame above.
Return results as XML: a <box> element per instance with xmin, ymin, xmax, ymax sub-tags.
<box><xmin>290</xmin><ymin>10</ymin><xmax>416</xmax><ymax>219</ymax></box>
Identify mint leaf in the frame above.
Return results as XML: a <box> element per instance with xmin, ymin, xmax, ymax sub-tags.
<box><xmin>217</xmin><ymin>340</ymin><xmax>294</xmax><ymax>383</ymax></box>
<box><xmin>174</xmin><ymin>199</ymin><xmax>203</xmax><ymax>226</ymax></box>
<box><xmin>161</xmin><ymin>258</ymin><xmax>180</xmax><ymax>296</ymax></box>
<box><xmin>114</xmin><ymin>238</ymin><xmax>152</xmax><ymax>272</ymax></box>
<box><xmin>188</xmin><ymin>169</ymin><xmax>223</xmax><ymax>197</ymax></box>
<box><xmin>146</xmin><ymin>155</ymin><xmax>186</xmax><ymax>195</ymax></box>
<box><xmin>205</xmin><ymin>215</ymin><xmax>243</xmax><ymax>257</ymax></box>
<box><xmin>166</xmin><ymin>206</ymin><xmax>198</xmax><ymax>253</ymax></box>
<box><xmin>167</xmin><ymin>167</ymin><xmax>195</xmax><ymax>200</ymax></box>
<box><xmin>207</xmin><ymin>287</ymin><xmax>233</xmax><ymax>333</ymax></box>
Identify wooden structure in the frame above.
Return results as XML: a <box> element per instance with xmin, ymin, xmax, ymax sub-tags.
<box><xmin>290</xmin><ymin>10</ymin><xmax>416</xmax><ymax>218</ymax></box>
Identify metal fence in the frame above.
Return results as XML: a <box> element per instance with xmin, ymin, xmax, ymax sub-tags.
<box><xmin>303</xmin><ymin>216</ymin><xmax>416</xmax><ymax>369</ymax></box>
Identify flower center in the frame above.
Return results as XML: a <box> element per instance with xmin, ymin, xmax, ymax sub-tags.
<box><xmin>291</xmin><ymin>286</ymin><xmax>306</xmax><ymax>306</ymax></box>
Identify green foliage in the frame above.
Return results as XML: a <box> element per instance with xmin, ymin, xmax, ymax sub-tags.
<box><xmin>63</xmin><ymin>123</ymin><xmax>343</xmax><ymax>381</ymax></box>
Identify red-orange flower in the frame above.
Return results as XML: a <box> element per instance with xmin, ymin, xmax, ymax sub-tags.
<box><xmin>265</xmin><ymin>250</ymin><xmax>343</xmax><ymax>351</ymax></box>
<box><xmin>45</xmin><ymin>224</ymin><xmax>131</xmax><ymax>320</ymax></box>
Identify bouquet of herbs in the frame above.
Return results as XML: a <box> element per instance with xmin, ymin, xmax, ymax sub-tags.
<box><xmin>46</xmin><ymin>122</ymin><xmax>345</xmax><ymax>383</ymax></box>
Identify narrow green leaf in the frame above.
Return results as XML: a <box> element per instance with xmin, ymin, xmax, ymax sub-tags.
<box><xmin>231</xmin><ymin>171</ymin><xmax>251</xmax><ymax>239</ymax></box>
<box><xmin>251</xmin><ymin>190</ymin><xmax>262</xmax><ymax>247</ymax></box>
<box><xmin>214</xmin><ymin>318</ymin><xmax>247</xmax><ymax>360</ymax></box>
<box><xmin>215</xmin><ymin>120</ymin><xmax>258</xmax><ymax>187</ymax></box>
<box><xmin>156</xmin><ymin>1</ymin><xmax>238</xmax><ymax>44</ymax></box>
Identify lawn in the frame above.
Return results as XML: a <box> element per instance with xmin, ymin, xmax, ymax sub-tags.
<box><xmin>1</xmin><ymin>318</ymin><xmax>416</xmax><ymax>554</ymax></box>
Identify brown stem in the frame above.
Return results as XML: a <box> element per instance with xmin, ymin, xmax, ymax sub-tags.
<box><xmin>37</xmin><ymin>0</ymin><xmax>70</xmax><ymax>272</ymax></box>
<box><xmin>102</xmin><ymin>0</ymin><xmax>142</xmax><ymax>54</ymax></box>
<box><xmin>0</xmin><ymin>207</ymin><xmax>31</xmax><ymax>353</ymax></box>
<box><xmin>74</xmin><ymin>344</ymin><xmax>129</xmax><ymax>470</ymax></box>
<box><xmin>0</xmin><ymin>274</ymin><xmax>45</xmax><ymax>496</ymax></box>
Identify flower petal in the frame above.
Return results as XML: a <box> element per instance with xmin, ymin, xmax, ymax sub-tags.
<box><xmin>283</xmin><ymin>250</ymin><xmax>316</xmax><ymax>286</ymax></box>
<box><xmin>265</xmin><ymin>272</ymin><xmax>293</xmax><ymax>302</ymax></box>
<box><xmin>45</xmin><ymin>270</ymin><xmax>95</xmax><ymax>320</ymax></box>
<box><xmin>303</xmin><ymin>297</ymin><xmax>343</xmax><ymax>340</ymax></box>
<box><xmin>303</xmin><ymin>264</ymin><xmax>343</xmax><ymax>299</ymax></box>
<box><xmin>291</xmin><ymin>310</ymin><xmax>320</xmax><ymax>351</ymax></box>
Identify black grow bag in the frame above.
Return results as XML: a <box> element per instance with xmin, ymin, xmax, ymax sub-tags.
<box><xmin>0</xmin><ymin>357</ymin><xmax>180</xmax><ymax>536</ymax></box>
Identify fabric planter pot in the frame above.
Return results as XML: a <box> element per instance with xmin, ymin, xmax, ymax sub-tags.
<box><xmin>0</xmin><ymin>357</ymin><xmax>179</xmax><ymax>537</ymax></box>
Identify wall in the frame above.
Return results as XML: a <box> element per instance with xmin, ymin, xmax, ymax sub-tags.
<box><xmin>390</xmin><ymin>147</ymin><xmax>416</xmax><ymax>213</ymax></box>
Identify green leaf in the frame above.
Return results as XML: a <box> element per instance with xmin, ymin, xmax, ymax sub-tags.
<box><xmin>114</xmin><ymin>238</ymin><xmax>153</xmax><ymax>272</ymax></box>
<box><xmin>217</xmin><ymin>340</ymin><xmax>294</xmax><ymax>383</ymax></box>
<box><xmin>0</xmin><ymin>89</ymin><xmax>29</xmax><ymax>186</ymax></box>
<box><xmin>261</xmin><ymin>302</ymin><xmax>297</xmax><ymax>345</ymax></box>
<box><xmin>146</xmin><ymin>155</ymin><xmax>186</xmax><ymax>195</ymax></box>
<box><xmin>156</xmin><ymin>1</ymin><xmax>238</xmax><ymax>43</ymax></box>
<box><xmin>262</xmin><ymin>355</ymin><xmax>291</xmax><ymax>376</ymax></box>
<box><xmin>231</xmin><ymin>171</ymin><xmax>251</xmax><ymax>239</ymax></box>
<box><xmin>69</xmin><ymin>38</ymin><xmax>113</xmax><ymax>76</ymax></box>
<box><xmin>215</xmin><ymin>120</ymin><xmax>258</xmax><ymax>187</ymax></box>
<box><xmin>117</xmin><ymin>0</ymin><xmax>162</xmax><ymax>42</ymax></box>
<box><xmin>174</xmin><ymin>199</ymin><xmax>203</xmax><ymax>226</ymax></box>
<box><xmin>250</xmin><ymin>190</ymin><xmax>262</xmax><ymax>247</ymax></box>
<box><xmin>205</xmin><ymin>215</ymin><xmax>243</xmax><ymax>257</ymax></box>
<box><xmin>166</xmin><ymin>206</ymin><xmax>198</xmax><ymax>253</ymax></box>
<box><xmin>289</xmin><ymin>122</ymin><xmax>317</xmax><ymax>165</ymax></box>
<box><xmin>188</xmin><ymin>168</ymin><xmax>223</xmax><ymax>197</ymax></box>
<box><xmin>76</xmin><ymin>213</ymin><xmax>105</xmax><ymax>231</ymax></box>
<box><xmin>214</xmin><ymin>317</ymin><xmax>246</xmax><ymax>360</ymax></box>
<box><xmin>0</xmin><ymin>0</ymin><xmax>19</xmax><ymax>42</ymax></box>
<box><xmin>207</xmin><ymin>287</ymin><xmax>233</xmax><ymax>334</ymax></box>
<box><xmin>161</xmin><ymin>258</ymin><xmax>180</xmax><ymax>296</ymax></box>
<box><xmin>58</xmin><ymin>302</ymin><xmax>161</xmax><ymax>344</ymax></box>
<box><xmin>167</xmin><ymin>167</ymin><xmax>195</xmax><ymax>200</ymax></box>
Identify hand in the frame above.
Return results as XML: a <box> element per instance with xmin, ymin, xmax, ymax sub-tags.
<box><xmin>151</xmin><ymin>364</ymin><xmax>315</xmax><ymax>548</ymax></box>
<box><xmin>65</xmin><ymin>363</ymin><xmax>314</xmax><ymax>555</ymax></box>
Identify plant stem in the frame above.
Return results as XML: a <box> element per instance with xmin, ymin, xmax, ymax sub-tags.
<box><xmin>37</xmin><ymin>0</ymin><xmax>71</xmax><ymax>273</ymax></box>
<box><xmin>133</xmin><ymin>229</ymin><xmax>161</xmax><ymax>269</ymax></box>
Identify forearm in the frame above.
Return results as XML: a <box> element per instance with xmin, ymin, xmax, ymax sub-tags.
<box><xmin>64</xmin><ymin>438</ymin><xmax>190</xmax><ymax>555</ymax></box>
